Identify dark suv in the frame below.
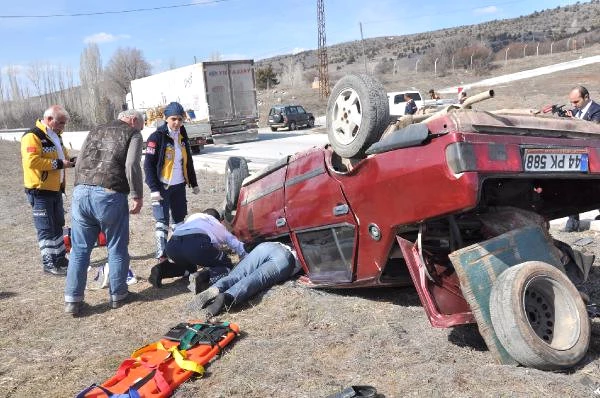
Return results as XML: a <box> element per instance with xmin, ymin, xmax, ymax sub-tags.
<box><xmin>268</xmin><ymin>105</ymin><xmax>315</xmax><ymax>131</ymax></box>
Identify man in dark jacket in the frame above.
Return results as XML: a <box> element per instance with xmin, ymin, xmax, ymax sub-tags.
<box><xmin>566</xmin><ymin>85</ymin><xmax>600</xmax><ymax>122</ymax></box>
<box><xmin>563</xmin><ymin>85</ymin><xmax>600</xmax><ymax>232</ymax></box>
<box><xmin>144</xmin><ymin>102</ymin><xmax>200</xmax><ymax>261</ymax></box>
<box><xmin>404</xmin><ymin>94</ymin><xmax>418</xmax><ymax>115</ymax></box>
<box><xmin>64</xmin><ymin>109</ymin><xmax>144</xmax><ymax>315</ymax></box>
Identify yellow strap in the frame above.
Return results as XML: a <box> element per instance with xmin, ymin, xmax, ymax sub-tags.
<box><xmin>169</xmin><ymin>346</ymin><xmax>204</xmax><ymax>375</ymax></box>
<box><xmin>131</xmin><ymin>342</ymin><xmax>204</xmax><ymax>375</ymax></box>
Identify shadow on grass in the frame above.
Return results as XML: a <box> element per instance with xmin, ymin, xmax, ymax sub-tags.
<box><xmin>0</xmin><ymin>291</ymin><xmax>17</xmax><ymax>300</ymax></box>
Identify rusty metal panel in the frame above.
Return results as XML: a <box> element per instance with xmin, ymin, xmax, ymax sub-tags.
<box><xmin>448</xmin><ymin>225</ymin><xmax>562</xmax><ymax>364</ymax></box>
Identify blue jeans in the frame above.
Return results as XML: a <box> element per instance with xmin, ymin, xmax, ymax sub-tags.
<box><xmin>166</xmin><ymin>233</ymin><xmax>232</xmax><ymax>269</ymax></box>
<box><xmin>65</xmin><ymin>185</ymin><xmax>130</xmax><ymax>303</ymax></box>
<box><xmin>152</xmin><ymin>183</ymin><xmax>187</xmax><ymax>258</ymax></box>
<box><xmin>166</xmin><ymin>233</ymin><xmax>232</xmax><ymax>282</ymax></box>
<box><xmin>26</xmin><ymin>189</ymin><xmax>66</xmax><ymax>269</ymax></box>
<box><xmin>214</xmin><ymin>242</ymin><xmax>295</xmax><ymax>303</ymax></box>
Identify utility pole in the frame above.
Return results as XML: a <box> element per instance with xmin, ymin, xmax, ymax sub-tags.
<box><xmin>317</xmin><ymin>0</ymin><xmax>330</xmax><ymax>99</ymax></box>
<box><xmin>360</xmin><ymin>22</ymin><xmax>367</xmax><ymax>73</ymax></box>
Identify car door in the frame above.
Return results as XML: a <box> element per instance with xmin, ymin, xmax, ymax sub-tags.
<box><xmin>295</xmin><ymin>106</ymin><xmax>308</xmax><ymax>126</ymax></box>
<box><xmin>287</xmin><ymin>106</ymin><xmax>298</xmax><ymax>127</ymax></box>
<box><xmin>283</xmin><ymin>148</ymin><xmax>358</xmax><ymax>283</ymax></box>
<box><xmin>233</xmin><ymin>157</ymin><xmax>290</xmax><ymax>242</ymax></box>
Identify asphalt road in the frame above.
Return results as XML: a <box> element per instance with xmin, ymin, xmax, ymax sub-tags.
<box><xmin>194</xmin><ymin>125</ymin><xmax>328</xmax><ymax>174</ymax></box>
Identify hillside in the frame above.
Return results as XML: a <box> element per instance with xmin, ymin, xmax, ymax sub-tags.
<box><xmin>255</xmin><ymin>0</ymin><xmax>600</xmax><ymax>126</ymax></box>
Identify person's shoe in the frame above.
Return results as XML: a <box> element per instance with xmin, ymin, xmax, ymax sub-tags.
<box><xmin>563</xmin><ymin>217</ymin><xmax>580</xmax><ymax>232</ymax></box>
<box><xmin>126</xmin><ymin>268</ymin><xmax>138</xmax><ymax>285</ymax></box>
<box><xmin>187</xmin><ymin>286</ymin><xmax>220</xmax><ymax>312</ymax></box>
<box><xmin>562</xmin><ymin>223</ymin><xmax>579</xmax><ymax>233</ymax></box>
<box><xmin>44</xmin><ymin>265</ymin><xmax>67</xmax><ymax>276</ymax></box>
<box><xmin>56</xmin><ymin>256</ymin><xmax>69</xmax><ymax>270</ymax></box>
<box><xmin>149</xmin><ymin>263</ymin><xmax>163</xmax><ymax>288</ymax></box>
<box><xmin>187</xmin><ymin>269</ymin><xmax>210</xmax><ymax>294</ymax></box>
<box><xmin>64</xmin><ymin>301</ymin><xmax>84</xmax><ymax>316</ymax></box>
<box><xmin>205</xmin><ymin>293</ymin><xmax>234</xmax><ymax>318</ymax></box>
<box><xmin>109</xmin><ymin>292</ymin><xmax>138</xmax><ymax>310</ymax></box>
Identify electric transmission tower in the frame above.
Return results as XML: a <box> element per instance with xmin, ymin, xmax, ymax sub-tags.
<box><xmin>317</xmin><ymin>0</ymin><xmax>330</xmax><ymax>99</ymax></box>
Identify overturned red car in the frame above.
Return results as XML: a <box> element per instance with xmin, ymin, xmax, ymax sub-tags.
<box><xmin>223</xmin><ymin>74</ymin><xmax>600</xmax><ymax>370</ymax></box>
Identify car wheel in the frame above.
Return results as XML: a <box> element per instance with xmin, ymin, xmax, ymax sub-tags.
<box><xmin>307</xmin><ymin>118</ymin><xmax>315</xmax><ymax>128</ymax></box>
<box><xmin>191</xmin><ymin>145</ymin><xmax>202</xmax><ymax>155</ymax></box>
<box><xmin>270</xmin><ymin>126</ymin><xmax>278</xmax><ymax>132</ymax></box>
<box><xmin>489</xmin><ymin>261</ymin><xmax>590</xmax><ymax>370</ymax></box>
<box><xmin>326</xmin><ymin>74</ymin><xmax>389</xmax><ymax>158</ymax></box>
<box><xmin>224</xmin><ymin>156</ymin><xmax>250</xmax><ymax>219</ymax></box>
<box><xmin>289</xmin><ymin>121</ymin><xmax>297</xmax><ymax>131</ymax></box>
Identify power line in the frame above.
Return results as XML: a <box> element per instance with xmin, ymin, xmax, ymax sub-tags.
<box><xmin>0</xmin><ymin>0</ymin><xmax>233</xmax><ymax>19</ymax></box>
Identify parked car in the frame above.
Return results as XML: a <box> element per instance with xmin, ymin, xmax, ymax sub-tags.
<box><xmin>268</xmin><ymin>105</ymin><xmax>315</xmax><ymax>131</ymax></box>
<box><xmin>224</xmin><ymin>73</ymin><xmax>599</xmax><ymax>371</ymax></box>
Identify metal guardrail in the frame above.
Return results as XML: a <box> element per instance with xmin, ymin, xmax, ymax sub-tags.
<box><xmin>0</xmin><ymin>128</ymin><xmax>28</xmax><ymax>134</ymax></box>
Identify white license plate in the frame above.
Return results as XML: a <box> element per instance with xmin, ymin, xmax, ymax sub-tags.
<box><xmin>523</xmin><ymin>149</ymin><xmax>588</xmax><ymax>172</ymax></box>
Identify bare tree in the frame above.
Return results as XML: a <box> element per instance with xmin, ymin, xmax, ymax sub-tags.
<box><xmin>104</xmin><ymin>47</ymin><xmax>152</xmax><ymax>106</ymax></box>
<box><xmin>80</xmin><ymin>43</ymin><xmax>104</xmax><ymax>124</ymax></box>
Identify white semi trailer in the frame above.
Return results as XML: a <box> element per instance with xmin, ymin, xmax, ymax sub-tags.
<box><xmin>127</xmin><ymin>60</ymin><xmax>259</xmax><ymax>153</ymax></box>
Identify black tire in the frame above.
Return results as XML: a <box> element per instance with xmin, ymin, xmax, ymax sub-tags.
<box><xmin>307</xmin><ymin>118</ymin><xmax>315</xmax><ymax>128</ymax></box>
<box><xmin>225</xmin><ymin>156</ymin><xmax>249</xmax><ymax>214</ymax></box>
<box><xmin>289</xmin><ymin>121</ymin><xmax>297</xmax><ymax>131</ymax></box>
<box><xmin>191</xmin><ymin>145</ymin><xmax>202</xmax><ymax>155</ymax></box>
<box><xmin>490</xmin><ymin>261</ymin><xmax>590</xmax><ymax>370</ymax></box>
<box><xmin>270</xmin><ymin>126</ymin><xmax>278</xmax><ymax>132</ymax></box>
<box><xmin>326</xmin><ymin>74</ymin><xmax>389</xmax><ymax>158</ymax></box>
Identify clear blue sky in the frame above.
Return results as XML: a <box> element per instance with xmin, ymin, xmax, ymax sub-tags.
<box><xmin>0</xmin><ymin>0</ymin><xmax>585</xmax><ymax>80</ymax></box>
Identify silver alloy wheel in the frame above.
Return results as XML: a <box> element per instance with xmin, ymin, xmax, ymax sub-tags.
<box><xmin>331</xmin><ymin>87</ymin><xmax>363</xmax><ymax>146</ymax></box>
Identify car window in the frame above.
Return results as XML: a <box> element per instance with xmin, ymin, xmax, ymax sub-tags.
<box><xmin>288</xmin><ymin>107</ymin><xmax>298</xmax><ymax>114</ymax></box>
<box><xmin>296</xmin><ymin>106</ymin><xmax>306</xmax><ymax>114</ymax></box>
<box><xmin>410</xmin><ymin>93</ymin><xmax>422</xmax><ymax>101</ymax></box>
<box><xmin>295</xmin><ymin>224</ymin><xmax>355</xmax><ymax>282</ymax></box>
<box><xmin>394</xmin><ymin>94</ymin><xmax>404</xmax><ymax>104</ymax></box>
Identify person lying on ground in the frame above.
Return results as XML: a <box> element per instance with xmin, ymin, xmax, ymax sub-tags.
<box><xmin>187</xmin><ymin>241</ymin><xmax>302</xmax><ymax>317</ymax></box>
<box><xmin>149</xmin><ymin>208</ymin><xmax>247</xmax><ymax>293</ymax></box>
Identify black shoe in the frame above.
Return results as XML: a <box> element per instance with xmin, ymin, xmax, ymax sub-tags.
<box><xmin>326</xmin><ymin>385</ymin><xmax>379</xmax><ymax>398</ymax></box>
<box><xmin>56</xmin><ymin>256</ymin><xmax>69</xmax><ymax>270</ymax></box>
<box><xmin>44</xmin><ymin>265</ymin><xmax>67</xmax><ymax>276</ymax></box>
<box><xmin>64</xmin><ymin>301</ymin><xmax>83</xmax><ymax>316</ymax></box>
<box><xmin>188</xmin><ymin>269</ymin><xmax>210</xmax><ymax>294</ymax></box>
<box><xmin>205</xmin><ymin>293</ymin><xmax>234</xmax><ymax>318</ymax></box>
<box><xmin>109</xmin><ymin>292</ymin><xmax>138</xmax><ymax>310</ymax></box>
<box><xmin>149</xmin><ymin>264</ymin><xmax>163</xmax><ymax>288</ymax></box>
<box><xmin>562</xmin><ymin>223</ymin><xmax>579</xmax><ymax>233</ymax></box>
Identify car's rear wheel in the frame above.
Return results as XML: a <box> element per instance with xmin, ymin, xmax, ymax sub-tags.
<box><xmin>270</xmin><ymin>126</ymin><xmax>278</xmax><ymax>132</ymax></box>
<box><xmin>289</xmin><ymin>121</ymin><xmax>297</xmax><ymax>131</ymax></box>
<box><xmin>307</xmin><ymin>118</ymin><xmax>315</xmax><ymax>128</ymax></box>
<box><xmin>224</xmin><ymin>156</ymin><xmax>250</xmax><ymax>221</ymax></box>
<box><xmin>327</xmin><ymin>74</ymin><xmax>389</xmax><ymax>158</ymax></box>
<box><xmin>489</xmin><ymin>261</ymin><xmax>590</xmax><ymax>370</ymax></box>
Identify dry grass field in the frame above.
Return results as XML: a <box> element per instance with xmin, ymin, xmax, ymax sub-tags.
<box><xmin>2</xmin><ymin>49</ymin><xmax>600</xmax><ymax>397</ymax></box>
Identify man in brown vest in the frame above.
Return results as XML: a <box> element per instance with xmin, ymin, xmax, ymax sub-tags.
<box><xmin>64</xmin><ymin>109</ymin><xmax>144</xmax><ymax>316</ymax></box>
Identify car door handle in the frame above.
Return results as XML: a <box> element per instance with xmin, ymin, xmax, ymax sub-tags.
<box><xmin>333</xmin><ymin>204</ymin><xmax>349</xmax><ymax>216</ymax></box>
<box><xmin>276</xmin><ymin>217</ymin><xmax>287</xmax><ymax>228</ymax></box>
